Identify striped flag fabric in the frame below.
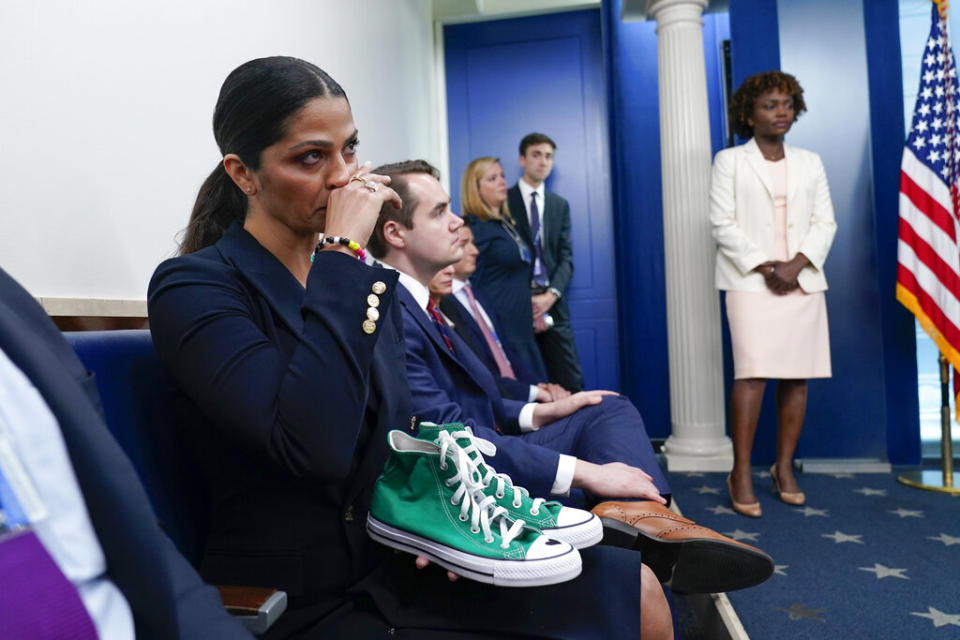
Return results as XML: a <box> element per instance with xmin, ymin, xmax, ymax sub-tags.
<box><xmin>897</xmin><ymin>1</ymin><xmax>960</xmax><ymax>405</ymax></box>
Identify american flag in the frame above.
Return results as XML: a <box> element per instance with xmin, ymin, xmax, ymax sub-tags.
<box><xmin>897</xmin><ymin>1</ymin><xmax>960</xmax><ymax>405</ymax></box>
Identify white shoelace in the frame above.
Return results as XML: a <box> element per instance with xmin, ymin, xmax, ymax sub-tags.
<box><xmin>436</xmin><ymin>431</ymin><xmax>525</xmax><ymax>549</ymax></box>
<box><xmin>444</xmin><ymin>429</ymin><xmax>545</xmax><ymax>516</ymax></box>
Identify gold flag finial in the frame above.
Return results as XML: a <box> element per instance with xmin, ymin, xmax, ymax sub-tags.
<box><xmin>936</xmin><ymin>0</ymin><xmax>949</xmax><ymax>19</ymax></box>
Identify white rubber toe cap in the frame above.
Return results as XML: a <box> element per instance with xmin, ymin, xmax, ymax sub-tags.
<box><xmin>555</xmin><ymin>506</ymin><xmax>595</xmax><ymax>527</ymax></box>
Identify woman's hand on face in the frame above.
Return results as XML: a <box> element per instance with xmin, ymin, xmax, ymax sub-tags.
<box><xmin>323</xmin><ymin>162</ymin><xmax>402</xmax><ymax>247</ymax></box>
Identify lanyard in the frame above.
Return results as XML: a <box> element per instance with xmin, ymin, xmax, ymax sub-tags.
<box><xmin>499</xmin><ymin>219</ymin><xmax>533</xmax><ymax>265</ymax></box>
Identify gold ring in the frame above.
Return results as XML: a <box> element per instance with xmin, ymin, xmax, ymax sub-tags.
<box><xmin>350</xmin><ymin>174</ymin><xmax>366</xmax><ymax>184</ymax></box>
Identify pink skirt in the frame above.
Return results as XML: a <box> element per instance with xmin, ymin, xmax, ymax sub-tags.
<box><xmin>725</xmin><ymin>289</ymin><xmax>832</xmax><ymax>380</ymax></box>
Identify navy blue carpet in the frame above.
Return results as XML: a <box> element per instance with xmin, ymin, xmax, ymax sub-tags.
<box><xmin>667</xmin><ymin>469</ymin><xmax>960</xmax><ymax>639</ymax></box>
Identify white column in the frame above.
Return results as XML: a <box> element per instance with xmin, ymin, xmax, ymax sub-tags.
<box><xmin>646</xmin><ymin>0</ymin><xmax>732</xmax><ymax>471</ymax></box>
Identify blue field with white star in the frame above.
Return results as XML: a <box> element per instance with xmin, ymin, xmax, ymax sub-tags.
<box><xmin>668</xmin><ymin>469</ymin><xmax>960</xmax><ymax>638</ymax></box>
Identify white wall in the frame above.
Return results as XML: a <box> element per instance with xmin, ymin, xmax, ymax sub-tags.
<box><xmin>0</xmin><ymin>0</ymin><xmax>440</xmax><ymax>302</ymax></box>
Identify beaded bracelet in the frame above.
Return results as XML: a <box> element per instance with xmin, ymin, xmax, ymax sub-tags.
<box><xmin>312</xmin><ymin>236</ymin><xmax>367</xmax><ymax>262</ymax></box>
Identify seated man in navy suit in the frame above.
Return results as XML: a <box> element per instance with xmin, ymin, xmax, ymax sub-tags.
<box><xmin>0</xmin><ymin>265</ymin><xmax>251</xmax><ymax>640</ymax></box>
<box><xmin>365</xmin><ymin>160</ymin><xmax>774</xmax><ymax>595</ymax></box>
<box><xmin>432</xmin><ymin>226</ymin><xmax>570</xmax><ymax>404</ymax></box>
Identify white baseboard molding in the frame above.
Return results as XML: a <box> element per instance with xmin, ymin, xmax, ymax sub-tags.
<box><xmin>36</xmin><ymin>297</ymin><xmax>147</xmax><ymax>317</ymax></box>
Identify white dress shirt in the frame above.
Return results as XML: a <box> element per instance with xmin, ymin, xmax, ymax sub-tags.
<box><xmin>0</xmin><ymin>347</ymin><xmax>134</xmax><ymax>640</ymax></box>
<box><xmin>385</xmin><ymin>266</ymin><xmax>576</xmax><ymax>495</ymax></box>
<box><xmin>517</xmin><ymin>177</ymin><xmax>547</xmax><ymax>240</ymax></box>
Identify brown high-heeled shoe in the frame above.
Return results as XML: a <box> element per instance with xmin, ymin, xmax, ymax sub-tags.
<box><xmin>770</xmin><ymin>464</ymin><xmax>806</xmax><ymax>505</ymax></box>
<box><xmin>727</xmin><ymin>474</ymin><xmax>762</xmax><ymax>517</ymax></box>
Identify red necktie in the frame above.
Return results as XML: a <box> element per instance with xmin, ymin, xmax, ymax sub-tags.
<box><xmin>426</xmin><ymin>299</ymin><xmax>455</xmax><ymax>352</ymax></box>
<box><xmin>462</xmin><ymin>284</ymin><xmax>515</xmax><ymax>379</ymax></box>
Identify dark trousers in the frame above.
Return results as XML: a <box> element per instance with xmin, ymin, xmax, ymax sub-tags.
<box><xmin>269</xmin><ymin>545</ymin><xmax>643</xmax><ymax>639</ymax></box>
<box><xmin>536</xmin><ymin>319</ymin><xmax>584</xmax><ymax>392</ymax></box>
<box><xmin>515</xmin><ymin>394</ymin><xmax>670</xmax><ymax>507</ymax></box>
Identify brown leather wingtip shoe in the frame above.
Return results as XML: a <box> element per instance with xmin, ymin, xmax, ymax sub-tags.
<box><xmin>591</xmin><ymin>500</ymin><xmax>774</xmax><ymax>594</ymax></box>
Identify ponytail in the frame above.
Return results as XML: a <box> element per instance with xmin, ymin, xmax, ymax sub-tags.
<box><xmin>179</xmin><ymin>162</ymin><xmax>247</xmax><ymax>255</ymax></box>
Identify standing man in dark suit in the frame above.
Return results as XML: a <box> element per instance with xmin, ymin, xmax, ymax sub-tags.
<box><xmin>508</xmin><ymin>132</ymin><xmax>584</xmax><ymax>392</ymax></box>
<box><xmin>0</xmin><ymin>265</ymin><xmax>251</xmax><ymax>640</ymax></box>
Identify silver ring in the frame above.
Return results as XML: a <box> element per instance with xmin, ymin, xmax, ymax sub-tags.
<box><xmin>363</xmin><ymin>179</ymin><xmax>378</xmax><ymax>193</ymax></box>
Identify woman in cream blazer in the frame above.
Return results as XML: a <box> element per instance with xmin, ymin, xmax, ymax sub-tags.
<box><xmin>711</xmin><ymin>71</ymin><xmax>837</xmax><ymax>518</ymax></box>
<box><xmin>712</xmin><ymin>139</ymin><xmax>836</xmax><ymax>293</ymax></box>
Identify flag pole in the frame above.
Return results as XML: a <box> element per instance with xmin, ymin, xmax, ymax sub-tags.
<box><xmin>899</xmin><ymin>0</ymin><xmax>960</xmax><ymax>494</ymax></box>
<box><xmin>938</xmin><ymin>354</ymin><xmax>956</xmax><ymax>484</ymax></box>
<box><xmin>899</xmin><ymin>355</ymin><xmax>960</xmax><ymax>492</ymax></box>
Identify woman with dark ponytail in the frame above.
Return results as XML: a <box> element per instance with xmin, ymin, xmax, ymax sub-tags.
<box><xmin>148</xmin><ymin>56</ymin><xmax>666</xmax><ymax>639</ymax></box>
<box><xmin>149</xmin><ymin>56</ymin><xmax>415</xmax><ymax>637</ymax></box>
<box><xmin>178</xmin><ymin>56</ymin><xmax>352</xmax><ymax>255</ymax></box>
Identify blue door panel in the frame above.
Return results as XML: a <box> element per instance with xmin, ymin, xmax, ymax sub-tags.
<box><xmin>445</xmin><ymin>9</ymin><xmax>619</xmax><ymax>390</ymax></box>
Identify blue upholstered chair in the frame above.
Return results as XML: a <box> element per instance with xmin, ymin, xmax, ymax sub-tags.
<box><xmin>64</xmin><ymin>330</ymin><xmax>286</xmax><ymax>635</ymax></box>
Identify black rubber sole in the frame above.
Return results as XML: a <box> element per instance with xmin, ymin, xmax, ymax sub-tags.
<box><xmin>597</xmin><ymin>516</ymin><xmax>775</xmax><ymax>594</ymax></box>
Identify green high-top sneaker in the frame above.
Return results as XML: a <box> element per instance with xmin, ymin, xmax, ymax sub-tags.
<box><xmin>415</xmin><ymin>422</ymin><xmax>602</xmax><ymax>550</ymax></box>
<box><xmin>367</xmin><ymin>430</ymin><xmax>582</xmax><ymax>587</ymax></box>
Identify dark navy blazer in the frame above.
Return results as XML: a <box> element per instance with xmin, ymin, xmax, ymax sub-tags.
<box><xmin>0</xmin><ymin>267</ymin><xmax>251</xmax><ymax>639</ymax></box>
<box><xmin>148</xmin><ymin>224</ymin><xmax>411</xmax><ymax>620</ymax></box>
<box><xmin>397</xmin><ymin>284</ymin><xmax>562</xmax><ymax>499</ymax></box>
<box><xmin>438</xmin><ymin>291</ymin><xmax>537</xmax><ymax>401</ymax></box>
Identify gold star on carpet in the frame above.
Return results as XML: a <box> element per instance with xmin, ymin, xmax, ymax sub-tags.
<box><xmin>796</xmin><ymin>506</ymin><xmax>829</xmax><ymax>517</ymax></box>
<box><xmin>774</xmin><ymin>565</ymin><xmax>788</xmax><ymax>576</ymax></box>
<box><xmin>854</xmin><ymin>487</ymin><xmax>886</xmax><ymax>496</ymax></box>
<box><xmin>777</xmin><ymin>603</ymin><xmax>825</xmax><ymax>622</ymax></box>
